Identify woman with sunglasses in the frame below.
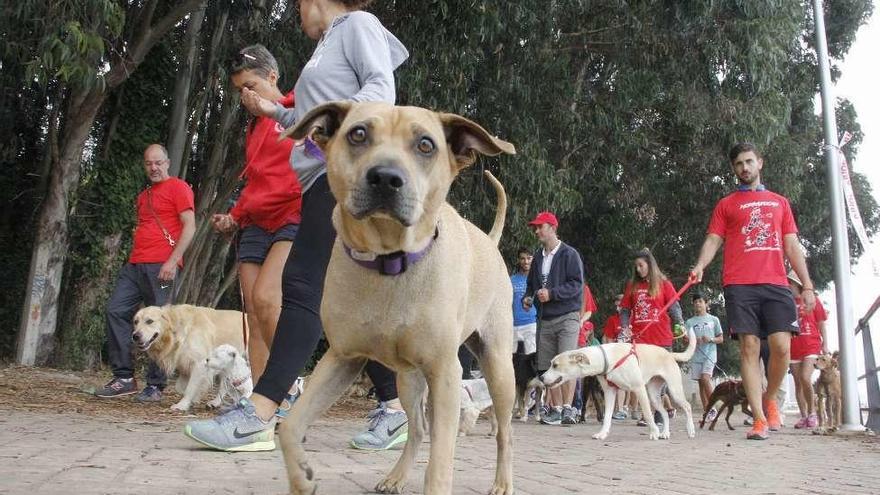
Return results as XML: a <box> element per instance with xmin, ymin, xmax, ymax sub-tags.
<box><xmin>186</xmin><ymin>0</ymin><xmax>408</xmax><ymax>453</ymax></box>
<box><xmin>211</xmin><ymin>44</ymin><xmax>301</xmax><ymax>383</ymax></box>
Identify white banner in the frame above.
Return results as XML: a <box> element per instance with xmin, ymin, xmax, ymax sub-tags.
<box><xmin>836</xmin><ymin>131</ymin><xmax>878</xmax><ymax>275</ymax></box>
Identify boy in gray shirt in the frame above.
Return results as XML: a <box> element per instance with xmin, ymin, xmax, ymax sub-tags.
<box><xmin>685</xmin><ymin>292</ymin><xmax>723</xmax><ymax>421</ymax></box>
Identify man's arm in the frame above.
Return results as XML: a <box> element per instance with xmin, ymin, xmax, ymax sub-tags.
<box><xmin>783</xmin><ymin>233</ymin><xmax>816</xmax><ymax>311</ymax></box>
<box><xmin>159</xmin><ymin>209</ymin><xmax>196</xmax><ymax>281</ymax></box>
<box><xmin>691</xmin><ymin>233</ymin><xmax>723</xmax><ymax>282</ymax></box>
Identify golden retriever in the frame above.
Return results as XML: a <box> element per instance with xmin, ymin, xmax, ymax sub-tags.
<box><xmin>132</xmin><ymin>304</ymin><xmax>244</xmax><ymax>411</ymax></box>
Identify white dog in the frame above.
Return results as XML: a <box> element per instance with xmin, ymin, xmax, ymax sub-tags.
<box><xmin>459</xmin><ymin>378</ymin><xmax>497</xmax><ymax>436</ymax></box>
<box><xmin>542</xmin><ymin>328</ymin><xmax>697</xmax><ymax>441</ymax></box>
<box><xmin>132</xmin><ymin>304</ymin><xmax>244</xmax><ymax>411</ymax></box>
<box><xmin>205</xmin><ymin>344</ymin><xmax>253</xmax><ymax>407</ymax></box>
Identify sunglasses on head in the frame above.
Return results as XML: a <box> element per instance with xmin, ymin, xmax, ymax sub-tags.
<box><xmin>233</xmin><ymin>52</ymin><xmax>258</xmax><ymax>67</ymax></box>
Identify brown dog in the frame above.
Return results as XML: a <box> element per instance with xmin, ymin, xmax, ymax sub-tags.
<box><xmin>276</xmin><ymin>102</ymin><xmax>516</xmax><ymax>495</ymax></box>
<box><xmin>814</xmin><ymin>352</ymin><xmax>842</xmax><ymax>430</ymax></box>
<box><xmin>699</xmin><ymin>379</ymin><xmax>751</xmax><ymax>431</ymax></box>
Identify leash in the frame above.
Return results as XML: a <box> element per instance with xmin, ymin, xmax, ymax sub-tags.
<box><xmin>231</xmin><ymin>230</ymin><xmax>249</xmax><ymax>354</ymax></box>
<box><xmin>627</xmin><ymin>273</ymin><xmax>697</xmax><ymax>342</ymax></box>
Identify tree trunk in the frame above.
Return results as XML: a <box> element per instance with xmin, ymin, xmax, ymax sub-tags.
<box><xmin>16</xmin><ymin>89</ymin><xmax>105</xmax><ymax>365</ymax></box>
<box><xmin>167</xmin><ymin>6</ymin><xmax>206</xmax><ymax>176</ymax></box>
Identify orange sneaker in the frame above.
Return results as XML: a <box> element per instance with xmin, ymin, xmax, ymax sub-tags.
<box><xmin>747</xmin><ymin>419</ymin><xmax>769</xmax><ymax>440</ymax></box>
<box><xmin>765</xmin><ymin>399</ymin><xmax>781</xmax><ymax>431</ymax></box>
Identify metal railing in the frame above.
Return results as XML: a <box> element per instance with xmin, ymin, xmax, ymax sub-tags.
<box><xmin>855</xmin><ymin>294</ymin><xmax>880</xmax><ymax>431</ymax></box>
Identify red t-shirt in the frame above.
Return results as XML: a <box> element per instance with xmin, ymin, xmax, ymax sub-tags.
<box><xmin>229</xmin><ymin>91</ymin><xmax>302</xmax><ymax>232</ymax></box>
<box><xmin>791</xmin><ymin>297</ymin><xmax>827</xmax><ymax>359</ymax></box>
<box><xmin>707</xmin><ymin>190</ymin><xmax>798</xmax><ymax>286</ymax></box>
<box><xmin>577</xmin><ymin>283</ymin><xmax>599</xmax><ymax>347</ymax></box>
<box><xmin>129</xmin><ymin>177</ymin><xmax>194</xmax><ymax>264</ymax></box>
<box><xmin>621</xmin><ymin>279</ymin><xmax>677</xmax><ymax>347</ymax></box>
<box><xmin>603</xmin><ymin>314</ymin><xmax>621</xmax><ymax>342</ymax></box>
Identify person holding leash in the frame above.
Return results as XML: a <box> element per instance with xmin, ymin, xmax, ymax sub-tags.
<box><xmin>691</xmin><ymin>142</ymin><xmax>816</xmax><ymax>440</ymax></box>
<box><xmin>95</xmin><ymin>144</ymin><xmax>195</xmax><ymax>401</ymax></box>
<box><xmin>211</xmin><ymin>44</ymin><xmax>302</xmax><ymax>381</ymax></box>
<box><xmin>186</xmin><ymin>0</ymin><xmax>409</xmax><ymax>452</ymax></box>
<box><xmin>619</xmin><ymin>247</ymin><xmax>685</xmax><ymax>426</ymax></box>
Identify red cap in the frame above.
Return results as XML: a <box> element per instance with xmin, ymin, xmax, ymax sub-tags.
<box><xmin>528</xmin><ymin>211</ymin><xmax>558</xmax><ymax>228</ymax></box>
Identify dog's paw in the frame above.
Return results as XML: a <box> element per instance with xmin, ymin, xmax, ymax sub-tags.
<box><xmin>170</xmin><ymin>401</ymin><xmax>191</xmax><ymax>412</ymax></box>
<box><xmin>375</xmin><ymin>477</ymin><xmax>406</xmax><ymax>494</ymax></box>
<box><xmin>659</xmin><ymin>430</ymin><xmax>670</xmax><ymax>440</ymax></box>
<box><xmin>206</xmin><ymin>397</ymin><xmax>223</xmax><ymax>409</ymax></box>
<box><xmin>489</xmin><ymin>481</ymin><xmax>515</xmax><ymax>495</ymax></box>
<box><xmin>592</xmin><ymin>431</ymin><xmax>608</xmax><ymax>440</ymax></box>
<box><xmin>648</xmin><ymin>427</ymin><xmax>660</xmax><ymax>440</ymax></box>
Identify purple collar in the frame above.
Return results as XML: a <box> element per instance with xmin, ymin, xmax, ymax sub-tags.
<box><xmin>343</xmin><ymin>229</ymin><xmax>438</xmax><ymax>276</ymax></box>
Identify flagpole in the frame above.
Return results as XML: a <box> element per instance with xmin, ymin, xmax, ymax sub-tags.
<box><xmin>813</xmin><ymin>0</ymin><xmax>861</xmax><ymax>430</ymax></box>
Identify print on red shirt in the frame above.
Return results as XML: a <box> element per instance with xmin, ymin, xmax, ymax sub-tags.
<box><xmin>620</xmin><ymin>279</ymin><xmax>677</xmax><ymax>347</ymax></box>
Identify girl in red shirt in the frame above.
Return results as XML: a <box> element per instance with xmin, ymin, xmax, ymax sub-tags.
<box><xmin>788</xmin><ymin>272</ymin><xmax>828</xmax><ymax>429</ymax></box>
<box><xmin>211</xmin><ymin>45</ymin><xmax>303</xmax><ymax>380</ymax></box>
<box><xmin>620</xmin><ymin>248</ymin><xmax>684</xmax><ymax>348</ymax></box>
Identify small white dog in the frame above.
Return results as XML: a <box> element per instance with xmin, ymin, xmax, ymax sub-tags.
<box><xmin>459</xmin><ymin>378</ymin><xmax>497</xmax><ymax>436</ymax></box>
<box><xmin>205</xmin><ymin>344</ymin><xmax>253</xmax><ymax>407</ymax></box>
<box><xmin>542</xmin><ymin>328</ymin><xmax>697</xmax><ymax>441</ymax></box>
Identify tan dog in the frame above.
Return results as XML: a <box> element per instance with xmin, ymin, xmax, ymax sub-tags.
<box><xmin>132</xmin><ymin>304</ymin><xmax>244</xmax><ymax>411</ymax></box>
<box><xmin>814</xmin><ymin>351</ymin><xmax>842</xmax><ymax>430</ymax></box>
<box><xmin>276</xmin><ymin>102</ymin><xmax>516</xmax><ymax>495</ymax></box>
<box><xmin>541</xmin><ymin>328</ymin><xmax>697</xmax><ymax>441</ymax></box>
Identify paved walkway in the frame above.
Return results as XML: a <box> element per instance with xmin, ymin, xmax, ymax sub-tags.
<box><xmin>2</xmin><ymin>408</ymin><xmax>879</xmax><ymax>494</ymax></box>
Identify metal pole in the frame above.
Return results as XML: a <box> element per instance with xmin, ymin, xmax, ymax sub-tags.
<box><xmin>813</xmin><ymin>0</ymin><xmax>862</xmax><ymax>430</ymax></box>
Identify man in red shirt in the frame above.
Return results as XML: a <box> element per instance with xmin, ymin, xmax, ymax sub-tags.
<box><xmin>692</xmin><ymin>142</ymin><xmax>816</xmax><ymax>440</ymax></box>
<box><xmin>96</xmin><ymin>144</ymin><xmax>196</xmax><ymax>401</ymax></box>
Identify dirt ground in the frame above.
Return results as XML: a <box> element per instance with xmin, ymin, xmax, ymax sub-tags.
<box><xmin>0</xmin><ymin>364</ymin><xmax>376</xmax><ymax>424</ymax></box>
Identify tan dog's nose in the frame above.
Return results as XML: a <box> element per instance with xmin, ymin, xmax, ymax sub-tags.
<box><xmin>366</xmin><ymin>165</ymin><xmax>407</xmax><ymax>196</ymax></box>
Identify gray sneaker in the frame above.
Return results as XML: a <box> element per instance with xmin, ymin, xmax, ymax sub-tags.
<box><xmin>95</xmin><ymin>377</ymin><xmax>137</xmax><ymax>398</ymax></box>
<box><xmin>540</xmin><ymin>407</ymin><xmax>562</xmax><ymax>425</ymax></box>
<box><xmin>612</xmin><ymin>410</ymin><xmax>628</xmax><ymax>421</ymax></box>
<box><xmin>350</xmin><ymin>406</ymin><xmax>408</xmax><ymax>450</ymax></box>
<box><xmin>561</xmin><ymin>406</ymin><xmax>577</xmax><ymax>425</ymax></box>
<box><xmin>184</xmin><ymin>398</ymin><xmax>276</xmax><ymax>452</ymax></box>
<box><xmin>134</xmin><ymin>385</ymin><xmax>162</xmax><ymax>402</ymax></box>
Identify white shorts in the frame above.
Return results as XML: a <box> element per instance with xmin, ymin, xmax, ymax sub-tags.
<box><xmin>513</xmin><ymin>322</ymin><xmax>537</xmax><ymax>355</ymax></box>
<box><xmin>689</xmin><ymin>360</ymin><xmax>715</xmax><ymax>380</ymax></box>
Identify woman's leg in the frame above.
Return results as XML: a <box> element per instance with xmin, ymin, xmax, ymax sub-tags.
<box><xmin>238</xmin><ymin>262</ymin><xmax>267</xmax><ymax>380</ymax></box>
<box><xmin>791</xmin><ymin>363</ymin><xmax>807</xmax><ymax>418</ymax></box>
<box><xmin>251</xmin><ymin>240</ymin><xmax>293</xmax><ymax>357</ymax></box>
<box><xmin>252</xmin><ymin>176</ymin><xmax>337</xmax><ymax>413</ymax></box>
<box><xmin>800</xmin><ymin>357</ymin><xmax>817</xmax><ymax>416</ymax></box>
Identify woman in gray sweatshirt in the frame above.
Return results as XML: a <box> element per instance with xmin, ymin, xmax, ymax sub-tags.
<box><xmin>185</xmin><ymin>0</ymin><xmax>409</xmax><ymax>452</ymax></box>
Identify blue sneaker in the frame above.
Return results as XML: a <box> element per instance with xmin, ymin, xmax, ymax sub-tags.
<box><xmin>134</xmin><ymin>385</ymin><xmax>162</xmax><ymax>403</ymax></box>
<box><xmin>540</xmin><ymin>407</ymin><xmax>563</xmax><ymax>425</ymax></box>
<box><xmin>184</xmin><ymin>398</ymin><xmax>276</xmax><ymax>452</ymax></box>
<box><xmin>350</xmin><ymin>406</ymin><xmax>408</xmax><ymax>450</ymax></box>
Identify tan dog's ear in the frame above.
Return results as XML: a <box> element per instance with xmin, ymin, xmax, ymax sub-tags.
<box><xmin>439</xmin><ymin>113</ymin><xmax>516</xmax><ymax>170</ymax></box>
<box><xmin>573</xmin><ymin>353</ymin><xmax>589</xmax><ymax>365</ymax></box>
<box><xmin>280</xmin><ymin>101</ymin><xmax>352</xmax><ymax>148</ymax></box>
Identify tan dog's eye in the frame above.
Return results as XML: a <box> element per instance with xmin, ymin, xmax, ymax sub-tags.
<box><xmin>146</xmin><ymin>319</ymin><xmax>154</xmax><ymax>325</ymax></box>
<box><xmin>417</xmin><ymin>136</ymin><xmax>435</xmax><ymax>155</ymax></box>
<box><xmin>347</xmin><ymin>125</ymin><xmax>368</xmax><ymax>145</ymax></box>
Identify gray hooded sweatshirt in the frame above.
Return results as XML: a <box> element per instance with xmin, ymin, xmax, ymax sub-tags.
<box><xmin>274</xmin><ymin>11</ymin><xmax>409</xmax><ymax>192</ymax></box>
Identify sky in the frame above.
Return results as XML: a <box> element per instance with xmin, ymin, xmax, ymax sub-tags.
<box><xmin>815</xmin><ymin>8</ymin><xmax>880</xmax><ymax>406</ymax></box>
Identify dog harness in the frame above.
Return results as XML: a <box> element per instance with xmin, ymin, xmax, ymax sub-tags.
<box><xmin>343</xmin><ymin>228</ymin><xmax>438</xmax><ymax>276</ymax></box>
<box><xmin>600</xmin><ymin>344</ymin><xmax>639</xmax><ymax>390</ymax></box>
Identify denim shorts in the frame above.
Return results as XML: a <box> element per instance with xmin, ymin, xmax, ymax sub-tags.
<box><xmin>238</xmin><ymin>224</ymin><xmax>298</xmax><ymax>264</ymax></box>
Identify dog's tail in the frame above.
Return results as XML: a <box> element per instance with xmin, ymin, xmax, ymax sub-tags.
<box><xmin>671</xmin><ymin>326</ymin><xmax>697</xmax><ymax>362</ymax></box>
<box><xmin>484</xmin><ymin>170</ymin><xmax>507</xmax><ymax>246</ymax></box>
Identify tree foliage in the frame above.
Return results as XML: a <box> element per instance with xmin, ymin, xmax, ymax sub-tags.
<box><xmin>0</xmin><ymin>0</ymin><xmax>877</xmax><ymax>372</ymax></box>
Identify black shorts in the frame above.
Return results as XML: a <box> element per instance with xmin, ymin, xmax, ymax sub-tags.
<box><xmin>238</xmin><ymin>224</ymin><xmax>298</xmax><ymax>264</ymax></box>
<box><xmin>723</xmin><ymin>284</ymin><xmax>798</xmax><ymax>339</ymax></box>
